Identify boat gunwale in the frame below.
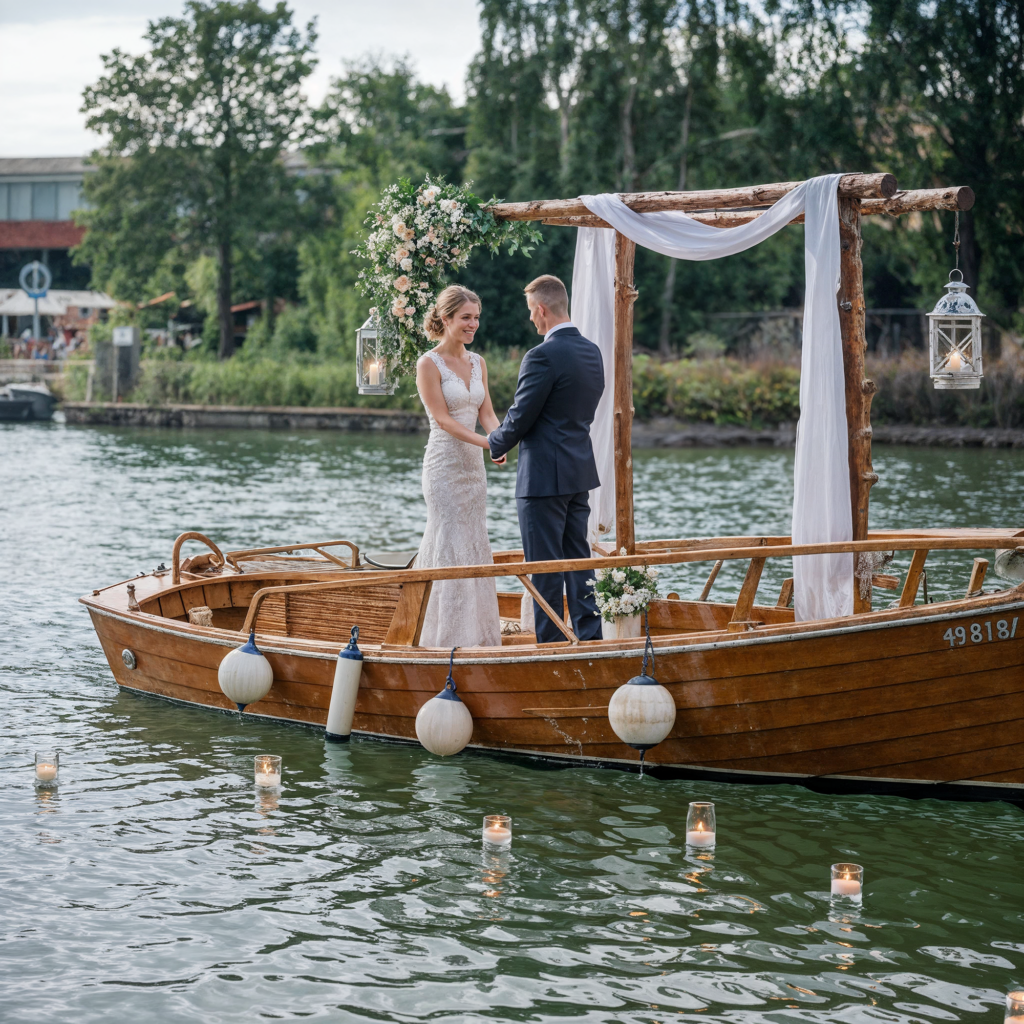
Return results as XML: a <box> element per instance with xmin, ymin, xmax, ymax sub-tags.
<box><xmin>234</xmin><ymin>530</ymin><xmax>1024</xmax><ymax>634</ymax></box>
<box><xmin>83</xmin><ymin>589</ymin><xmax>1024</xmax><ymax>664</ymax></box>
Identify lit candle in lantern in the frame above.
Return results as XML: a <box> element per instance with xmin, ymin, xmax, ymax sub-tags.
<box><xmin>368</xmin><ymin>361</ymin><xmax>380</xmax><ymax>387</ymax></box>
<box><xmin>686</xmin><ymin>801</ymin><xmax>716</xmax><ymax>848</ymax></box>
<box><xmin>34</xmin><ymin>751</ymin><xmax>59</xmax><ymax>785</ymax></box>
<box><xmin>482</xmin><ymin>814</ymin><xmax>512</xmax><ymax>847</ymax></box>
<box><xmin>1005</xmin><ymin>991</ymin><xmax>1024</xmax><ymax>1024</ymax></box>
<box><xmin>948</xmin><ymin>348</ymin><xmax>963</xmax><ymax>371</ymax></box>
<box><xmin>254</xmin><ymin>754</ymin><xmax>282</xmax><ymax>789</ymax></box>
<box><xmin>830</xmin><ymin>862</ymin><xmax>863</xmax><ymax>899</ymax></box>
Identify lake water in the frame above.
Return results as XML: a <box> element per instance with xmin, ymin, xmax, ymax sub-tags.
<box><xmin>2</xmin><ymin>421</ymin><xmax>1022</xmax><ymax>1023</ymax></box>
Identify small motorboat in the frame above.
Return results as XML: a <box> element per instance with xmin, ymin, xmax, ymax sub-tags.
<box><xmin>4</xmin><ymin>382</ymin><xmax>56</xmax><ymax>421</ymax></box>
<box><xmin>0</xmin><ymin>387</ymin><xmax>35</xmax><ymax>421</ymax></box>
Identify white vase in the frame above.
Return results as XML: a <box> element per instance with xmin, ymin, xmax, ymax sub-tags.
<box><xmin>602</xmin><ymin>613</ymin><xmax>642</xmax><ymax>640</ymax></box>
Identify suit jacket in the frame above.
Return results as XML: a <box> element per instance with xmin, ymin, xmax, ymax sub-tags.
<box><xmin>488</xmin><ymin>326</ymin><xmax>605</xmax><ymax>497</ymax></box>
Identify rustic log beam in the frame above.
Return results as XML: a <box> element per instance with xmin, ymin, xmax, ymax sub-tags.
<box><xmin>492</xmin><ymin>172</ymin><xmax>897</xmax><ymax>222</ymax></box>
<box><xmin>537</xmin><ymin>187</ymin><xmax>974</xmax><ymax>229</ymax></box>
<box><xmin>864</xmin><ymin>186</ymin><xmax>974</xmax><ymax>215</ymax></box>
<box><xmin>838</xmin><ymin>197</ymin><xmax>877</xmax><ymax>614</ymax></box>
<box><xmin>614</xmin><ymin>232</ymin><xmax>638</xmax><ymax>556</ymax></box>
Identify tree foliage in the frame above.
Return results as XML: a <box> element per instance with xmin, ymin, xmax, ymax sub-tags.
<box><xmin>77</xmin><ymin>0</ymin><xmax>320</xmax><ymax>357</ymax></box>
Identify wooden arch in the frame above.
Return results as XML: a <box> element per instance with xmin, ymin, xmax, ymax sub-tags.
<box><xmin>491</xmin><ymin>174</ymin><xmax>975</xmax><ymax>613</ymax></box>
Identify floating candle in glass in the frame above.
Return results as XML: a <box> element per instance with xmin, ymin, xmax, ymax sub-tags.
<box><xmin>482</xmin><ymin>814</ymin><xmax>512</xmax><ymax>847</ymax></box>
<box><xmin>686</xmin><ymin>801</ymin><xmax>716</xmax><ymax>848</ymax></box>
<box><xmin>1006</xmin><ymin>991</ymin><xmax>1024</xmax><ymax>1024</ymax></box>
<box><xmin>830</xmin><ymin>862</ymin><xmax>863</xmax><ymax>899</ymax></box>
<box><xmin>254</xmin><ymin>754</ymin><xmax>282</xmax><ymax>789</ymax></box>
<box><xmin>34</xmin><ymin>751</ymin><xmax>59</xmax><ymax>786</ymax></box>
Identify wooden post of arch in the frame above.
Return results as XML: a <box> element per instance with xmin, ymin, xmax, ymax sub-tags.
<box><xmin>837</xmin><ymin>197</ymin><xmax>878</xmax><ymax>614</ymax></box>
<box><xmin>613</xmin><ymin>232</ymin><xmax>638</xmax><ymax>556</ymax></box>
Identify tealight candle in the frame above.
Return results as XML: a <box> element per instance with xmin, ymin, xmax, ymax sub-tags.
<box><xmin>830</xmin><ymin>862</ymin><xmax>863</xmax><ymax>899</ymax></box>
<box><xmin>1005</xmin><ymin>990</ymin><xmax>1024</xmax><ymax>1024</ymax></box>
<box><xmin>34</xmin><ymin>751</ymin><xmax>59</xmax><ymax>785</ymax></box>
<box><xmin>482</xmin><ymin>814</ymin><xmax>512</xmax><ymax>847</ymax></box>
<box><xmin>254</xmin><ymin>754</ymin><xmax>282</xmax><ymax>789</ymax></box>
<box><xmin>686</xmin><ymin>801</ymin><xmax>716</xmax><ymax>848</ymax></box>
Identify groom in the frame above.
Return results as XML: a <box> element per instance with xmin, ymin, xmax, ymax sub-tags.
<box><xmin>488</xmin><ymin>275</ymin><xmax>605</xmax><ymax>644</ymax></box>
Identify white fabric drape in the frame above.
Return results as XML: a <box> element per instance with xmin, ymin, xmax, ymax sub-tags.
<box><xmin>571</xmin><ymin>227</ymin><xmax>617</xmax><ymax>547</ymax></box>
<box><xmin>577</xmin><ymin>174</ymin><xmax>852</xmax><ymax>620</ymax></box>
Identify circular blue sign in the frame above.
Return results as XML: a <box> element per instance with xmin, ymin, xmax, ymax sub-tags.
<box><xmin>19</xmin><ymin>260</ymin><xmax>51</xmax><ymax>299</ymax></box>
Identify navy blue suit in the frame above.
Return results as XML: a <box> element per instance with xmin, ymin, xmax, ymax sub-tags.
<box><xmin>489</xmin><ymin>325</ymin><xmax>605</xmax><ymax>643</ymax></box>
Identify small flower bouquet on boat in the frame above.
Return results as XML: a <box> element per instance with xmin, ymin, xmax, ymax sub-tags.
<box><xmin>590</xmin><ymin>556</ymin><xmax>660</xmax><ymax>639</ymax></box>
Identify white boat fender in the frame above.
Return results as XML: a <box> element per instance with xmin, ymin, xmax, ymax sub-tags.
<box><xmin>217</xmin><ymin>628</ymin><xmax>274</xmax><ymax>713</ymax></box>
<box><xmin>994</xmin><ymin>547</ymin><xmax>1024</xmax><ymax>583</ymax></box>
<box><xmin>415</xmin><ymin>647</ymin><xmax>474</xmax><ymax>757</ymax></box>
<box><xmin>607</xmin><ymin>623</ymin><xmax>677</xmax><ymax>764</ymax></box>
<box><xmin>326</xmin><ymin>626</ymin><xmax>363</xmax><ymax>742</ymax></box>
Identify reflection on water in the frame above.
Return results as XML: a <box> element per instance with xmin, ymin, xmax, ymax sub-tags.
<box><xmin>1</xmin><ymin>422</ymin><xmax>1022</xmax><ymax>1022</ymax></box>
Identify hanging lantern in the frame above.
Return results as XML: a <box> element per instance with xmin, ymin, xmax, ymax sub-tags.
<box><xmin>607</xmin><ymin>620</ymin><xmax>676</xmax><ymax>764</ymax></box>
<box><xmin>415</xmin><ymin>648</ymin><xmax>474</xmax><ymax>757</ymax></box>
<box><xmin>928</xmin><ymin>272</ymin><xmax>984</xmax><ymax>390</ymax></box>
<box><xmin>929</xmin><ymin>213</ymin><xmax>984</xmax><ymax>390</ymax></box>
<box><xmin>217</xmin><ymin>629</ymin><xmax>274</xmax><ymax>712</ymax></box>
<box><xmin>356</xmin><ymin>315</ymin><xmax>396</xmax><ymax>395</ymax></box>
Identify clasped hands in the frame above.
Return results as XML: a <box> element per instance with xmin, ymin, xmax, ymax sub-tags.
<box><xmin>485</xmin><ymin>432</ymin><xmax>507</xmax><ymax>465</ymax></box>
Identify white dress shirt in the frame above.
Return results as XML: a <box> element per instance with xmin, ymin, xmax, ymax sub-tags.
<box><xmin>544</xmin><ymin>319</ymin><xmax>577</xmax><ymax>342</ymax></box>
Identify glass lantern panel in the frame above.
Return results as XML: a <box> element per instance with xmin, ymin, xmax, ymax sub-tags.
<box><xmin>360</xmin><ymin>335</ymin><xmax>383</xmax><ymax>388</ymax></box>
<box><xmin>933</xmin><ymin>318</ymin><xmax>977</xmax><ymax>374</ymax></box>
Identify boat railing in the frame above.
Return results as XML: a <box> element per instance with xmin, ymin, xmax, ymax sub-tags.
<box><xmin>223</xmin><ymin>539</ymin><xmax>360</xmax><ymax>570</ymax></box>
<box><xmin>238</xmin><ymin>532</ymin><xmax>1024</xmax><ymax>642</ymax></box>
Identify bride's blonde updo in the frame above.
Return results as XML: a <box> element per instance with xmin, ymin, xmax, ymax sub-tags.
<box><xmin>423</xmin><ymin>285</ymin><xmax>481</xmax><ymax>340</ymax></box>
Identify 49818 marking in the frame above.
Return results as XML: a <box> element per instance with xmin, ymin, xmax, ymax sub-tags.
<box><xmin>943</xmin><ymin>618</ymin><xmax>1018</xmax><ymax>647</ymax></box>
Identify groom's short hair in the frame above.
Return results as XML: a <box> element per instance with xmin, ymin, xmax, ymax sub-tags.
<box><xmin>524</xmin><ymin>275</ymin><xmax>569</xmax><ymax>317</ymax></box>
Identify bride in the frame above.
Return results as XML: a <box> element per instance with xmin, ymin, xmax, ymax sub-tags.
<box><xmin>414</xmin><ymin>285</ymin><xmax>503</xmax><ymax>648</ymax></box>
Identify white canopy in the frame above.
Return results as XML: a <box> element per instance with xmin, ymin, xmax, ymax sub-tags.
<box><xmin>575</xmin><ymin>174</ymin><xmax>853</xmax><ymax>622</ymax></box>
<box><xmin>0</xmin><ymin>289</ymin><xmax>117</xmax><ymax>316</ymax></box>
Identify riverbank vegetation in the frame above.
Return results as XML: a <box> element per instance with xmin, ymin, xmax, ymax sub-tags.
<box><xmin>60</xmin><ymin>348</ymin><xmax>1024</xmax><ymax>429</ymax></box>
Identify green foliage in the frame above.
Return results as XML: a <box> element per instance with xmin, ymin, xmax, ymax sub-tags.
<box><xmin>78</xmin><ymin>1</ymin><xmax>321</xmax><ymax>358</ymax></box>
<box><xmin>127</xmin><ymin>357</ymin><xmax>423</xmax><ymax>409</ymax></box>
<box><xmin>353</xmin><ymin>176</ymin><xmax>541</xmax><ymax>372</ymax></box>
<box><xmin>632</xmin><ymin>355</ymin><xmax>803</xmax><ymax>425</ymax></box>
<box><xmin>71</xmin><ymin>0</ymin><xmax>1023</xmax><ymax>375</ymax></box>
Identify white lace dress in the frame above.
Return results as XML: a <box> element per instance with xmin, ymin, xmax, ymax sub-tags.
<box><xmin>417</xmin><ymin>350</ymin><xmax>501</xmax><ymax>648</ymax></box>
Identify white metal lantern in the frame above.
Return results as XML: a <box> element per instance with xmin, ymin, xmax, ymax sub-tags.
<box><xmin>356</xmin><ymin>315</ymin><xmax>396</xmax><ymax>395</ymax></box>
<box><xmin>928</xmin><ymin>270</ymin><xmax>984</xmax><ymax>390</ymax></box>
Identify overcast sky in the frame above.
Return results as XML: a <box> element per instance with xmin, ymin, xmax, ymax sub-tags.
<box><xmin>0</xmin><ymin>0</ymin><xmax>481</xmax><ymax>157</ymax></box>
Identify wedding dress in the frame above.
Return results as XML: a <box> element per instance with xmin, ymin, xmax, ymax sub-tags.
<box><xmin>417</xmin><ymin>350</ymin><xmax>502</xmax><ymax>648</ymax></box>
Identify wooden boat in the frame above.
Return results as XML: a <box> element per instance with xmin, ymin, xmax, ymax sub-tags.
<box><xmin>81</xmin><ymin>174</ymin><xmax>1024</xmax><ymax>800</ymax></box>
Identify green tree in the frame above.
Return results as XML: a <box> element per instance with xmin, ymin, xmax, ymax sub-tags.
<box><xmin>298</xmin><ymin>59</ymin><xmax>470</xmax><ymax>359</ymax></box>
<box><xmin>851</xmin><ymin>0</ymin><xmax>1024</xmax><ymax>316</ymax></box>
<box><xmin>78</xmin><ymin>1</ymin><xmax>319</xmax><ymax>358</ymax></box>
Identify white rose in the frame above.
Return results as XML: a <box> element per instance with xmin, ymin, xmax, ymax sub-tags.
<box><xmin>400</xmin><ymin>258</ymin><xmax>412</xmax><ymax>271</ymax></box>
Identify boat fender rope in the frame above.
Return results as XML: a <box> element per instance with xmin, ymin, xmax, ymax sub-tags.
<box><xmin>436</xmin><ymin>647</ymin><xmax>463</xmax><ymax>702</ymax></box>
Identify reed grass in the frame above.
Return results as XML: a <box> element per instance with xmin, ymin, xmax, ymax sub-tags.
<box><xmin>57</xmin><ymin>347</ymin><xmax>1024</xmax><ymax>429</ymax></box>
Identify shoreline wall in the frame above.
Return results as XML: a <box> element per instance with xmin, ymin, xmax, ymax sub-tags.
<box><xmin>60</xmin><ymin>402</ymin><xmax>1024</xmax><ymax>447</ymax></box>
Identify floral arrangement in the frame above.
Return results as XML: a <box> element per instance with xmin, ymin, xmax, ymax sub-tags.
<box><xmin>589</xmin><ymin>555</ymin><xmax>660</xmax><ymax>622</ymax></box>
<box><xmin>353</xmin><ymin>176</ymin><xmax>541</xmax><ymax>374</ymax></box>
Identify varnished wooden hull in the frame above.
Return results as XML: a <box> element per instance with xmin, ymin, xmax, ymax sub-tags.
<box><xmin>84</xmin><ymin>584</ymin><xmax>1024</xmax><ymax>799</ymax></box>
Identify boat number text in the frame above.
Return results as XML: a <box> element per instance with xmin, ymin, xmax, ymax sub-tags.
<box><xmin>943</xmin><ymin>618</ymin><xmax>1018</xmax><ymax>647</ymax></box>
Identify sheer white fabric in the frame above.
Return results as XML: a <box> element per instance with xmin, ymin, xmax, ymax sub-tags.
<box><xmin>417</xmin><ymin>350</ymin><xmax>502</xmax><ymax>647</ymax></box>
<box><xmin>578</xmin><ymin>174</ymin><xmax>852</xmax><ymax>620</ymax></box>
<box><xmin>571</xmin><ymin>227</ymin><xmax>617</xmax><ymax>546</ymax></box>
